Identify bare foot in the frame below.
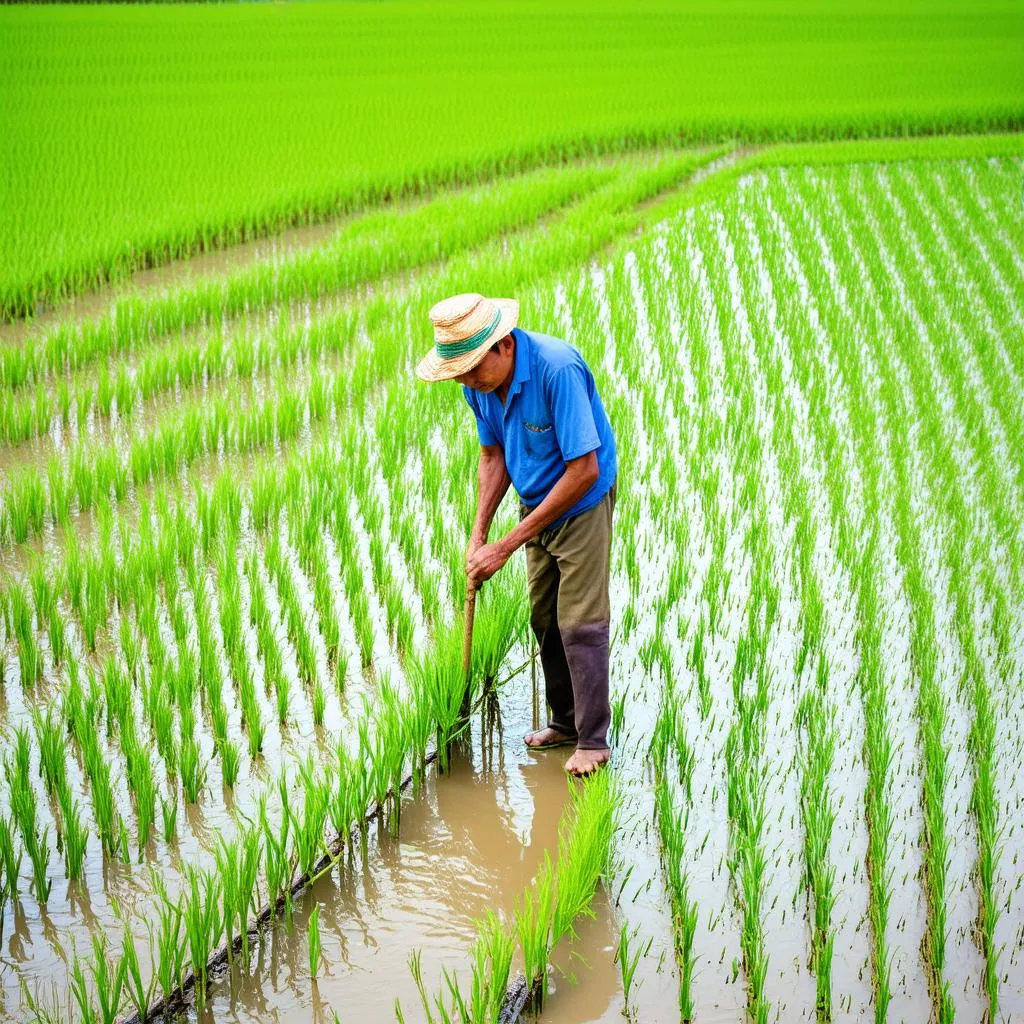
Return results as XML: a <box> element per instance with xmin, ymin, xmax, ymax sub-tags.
<box><xmin>524</xmin><ymin>727</ymin><xmax>577</xmax><ymax>750</ymax></box>
<box><xmin>565</xmin><ymin>747</ymin><xmax>611</xmax><ymax>776</ymax></box>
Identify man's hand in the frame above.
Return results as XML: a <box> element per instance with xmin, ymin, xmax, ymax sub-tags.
<box><xmin>466</xmin><ymin>540</ymin><xmax>512</xmax><ymax>586</ymax></box>
<box><xmin>466</xmin><ymin>532</ymin><xmax>485</xmax><ymax>569</ymax></box>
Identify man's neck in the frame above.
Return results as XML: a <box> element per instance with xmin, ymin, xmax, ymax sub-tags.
<box><xmin>495</xmin><ymin>337</ymin><xmax>516</xmax><ymax>404</ymax></box>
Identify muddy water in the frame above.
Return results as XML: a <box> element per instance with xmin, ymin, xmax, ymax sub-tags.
<box><xmin>194</xmin><ymin>656</ymin><xmax>687</xmax><ymax>1024</ymax></box>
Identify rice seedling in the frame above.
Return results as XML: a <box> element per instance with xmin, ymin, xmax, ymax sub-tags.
<box><xmin>308</xmin><ymin>903</ymin><xmax>323</xmax><ymax>980</ymax></box>
<box><xmin>179</xmin><ymin>734</ymin><xmax>206</xmax><ymax>805</ymax></box>
<box><xmin>182</xmin><ymin>864</ymin><xmax>224</xmax><ymax>1011</ymax></box>
<box><xmin>9</xmin><ymin>583</ymin><xmax>41</xmax><ymax>689</ymax></box>
<box><xmin>614</xmin><ymin>924</ymin><xmax>650</xmax><ymax>1013</ymax></box>
<box><xmin>515</xmin><ymin>852</ymin><xmax>556</xmax><ymax>994</ymax></box>
<box><xmin>219</xmin><ymin>737</ymin><xmax>241</xmax><ymax>790</ymax></box>
<box><xmin>148</xmin><ymin>872</ymin><xmax>187</xmax><ymax>1008</ymax></box>
<box><xmin>5</xmin><ymin>729</ymin><xmax>51</xmax><ymax>903</ymax></box>
<box><xmin>32</xmin><ymin>706</ymin><xmax>69</xmax><ymax>802</ymax></box>
<box><xmin>120</xmin><ymin>924</ymin><xmax>155</xmax><ymax>1022</ymax></box>
<box><xmin>59</xmin><ymin>793</ymin><xmax>90</xmax><ymax>881</ymax></box>
<box><xmin>0</xmin><ymin>814</ymin><xmax>22</xmax><ymax>904</ymax></box>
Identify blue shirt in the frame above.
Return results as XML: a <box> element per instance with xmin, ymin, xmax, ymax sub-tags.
<box><xmin>462</xmin><ymin>328</ymin><xmax>617</xmax><ymax>529</ymax></box>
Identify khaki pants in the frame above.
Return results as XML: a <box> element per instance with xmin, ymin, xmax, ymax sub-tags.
<box><xmin>520</xmin><ymin>483</ymin><xmax>616</xmax><ymax>750</ymax></box>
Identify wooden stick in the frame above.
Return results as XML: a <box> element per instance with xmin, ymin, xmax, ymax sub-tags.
<box><xmin>462</xmin><ymin>578</ymin><xmax>477</xmax><ymax>681</ymax></box>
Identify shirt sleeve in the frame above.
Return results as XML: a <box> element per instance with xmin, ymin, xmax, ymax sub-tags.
<box><xmin>548</xmin><ymin>364</ymin><xmax>601</xmax><ymax>461</ymax></box>
<box><xmin>462</xmin><ymin>385</ymin><xmax>499</xmax><ymax>447</ymax></box>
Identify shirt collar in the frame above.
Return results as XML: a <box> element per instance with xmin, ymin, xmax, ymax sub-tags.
<box><xmin>507</xmin><ymin>327</ymin><xmax>531</xmax><ymax>401</ymax></box>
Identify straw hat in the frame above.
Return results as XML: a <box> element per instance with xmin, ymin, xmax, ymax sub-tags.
<box><xmin>416</xmin><ymin>293</ymin><xmax>519</xmax><ymax>382</ymax></box>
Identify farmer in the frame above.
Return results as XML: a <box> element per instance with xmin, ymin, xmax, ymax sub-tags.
<box><xmin>415</xmin><ymin>293</ymin><xmax>617</xmax><ymax>777</ymax></box>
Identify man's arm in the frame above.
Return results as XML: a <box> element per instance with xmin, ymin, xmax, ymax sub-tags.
<box><xmin>466</xmin><ymin>450</ymin><xmax>598</xmax><ymax>584</ymax></box>
<box><xmin>502</xmin><ymin>450</ymin><xmax>598</xmax><ymax>552</ymax></box>
<box><xmin>468</xmin><ymin>444</ymin><xmax>512</xmax><ymax>555</ymax></box>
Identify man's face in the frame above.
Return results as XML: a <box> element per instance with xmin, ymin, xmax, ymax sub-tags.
<box><xmin>455</xmin><ymin>334</ymin><xmax>514</xmax><ymax>392</ymax></box>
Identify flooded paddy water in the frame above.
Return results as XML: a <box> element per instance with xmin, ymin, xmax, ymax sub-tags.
<box><xmin>1</xmin><ymin>145</ymin><xmax>1023</xmax><ymax>1024</ymax></box>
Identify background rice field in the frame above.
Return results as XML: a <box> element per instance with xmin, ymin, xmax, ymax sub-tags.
<box><xmin>2</xmin><ymin>0</ymin><xmax>1024</xmax><ymax>318</ymax></box>
<box><xmin>1</xmin><ymin>4</ymin><xmax>1023</xmax><ymax>1023</ymax></box>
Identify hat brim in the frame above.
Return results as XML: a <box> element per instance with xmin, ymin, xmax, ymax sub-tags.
<box><xmin>415</xmin><ymin>298</ymin><xmax>519</xmax><ymax>382</ymax></box>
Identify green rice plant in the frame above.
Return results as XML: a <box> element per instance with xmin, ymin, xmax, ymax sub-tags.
<box><xmin>275</xmin><ymin>671</ymin><xmax>291</xmax><ymax>726</ymax></box>
<box><xmin>59</xmin><ymin>792</ymin><xmax>90</xmax><ymax>881</ymax></box>
<box><xmin>6</xmin><ymin>470</ymin><xmax>47</xmax><ymax>544</ymax></box>
<box><xmin>291</xmin><ymin>755</ymin><xmax>330</xmax><ymax>877</ymax></box>
<box><xmin>550</xmin><ymin>771</ymin><xmax>618</xmax><ymax>946</ymax></box>
<box><xmin>69</xmin><ymin>950</ymin><xmax>101</xmax><ymax>1024</ymax></box>
<box><xmin>0</xmin><ymin>814</ymin><xmax>22</xmax><ymax>903</ymax></box>
<box><xmin>334</xmin><ymin>648</ymin><xmax>349</xmax><ymax>693</ymax></box>
<box><xmin>90</xmin><ymin>932</ymin><xmax>128</xmax><ymax>1024</ymax></box>
<box><xmin>80</xmin><ymin>705</ymin><xmax>121</xmax><ymax>857</ymax></box>
<box><xmin>8</xmin><ymin>583</ymin><xmax>41</xmax><ymax>689</ymax></box>
<box><xmin>684</xmin><ymin>615</ymin><xmax>711</xmax><ymax>719</ymax></box>
<box><xmin>406</xmin><ymin>624</ymin><xmax>469</xmax><ymax>772</ymax></box>
<box><xmin>149</xmin><ymin>872</ymin><xmax>187</xmax><ymax>1008</ymax></box>
<box><xmin>4</xmin><ymin>731</ymin><xmax>51</xmax><ymax>903</ymax></box>
<box><xmin>796</xmin><ymin>683</ymin><xmax>837</xmax><ymax>1019</ymax></box>
<box><xmin>260</xmin><ymin>792</ymin><xmax>290</xmax><ymax>914</ymax></box>
<box><xmin>122</xmin><ymin>723</ymin><xmax>158</xmax><ymax>856</ymax></box>
<box><xmin>161</xmin><ymin>794</ymin><xmax>178</xmax><ymax>844</ymax></box>
<box><xmin>120</xmin><ymin>924</ymin><xmax>155</xmax><ymax>1023</ymax></box>
<box><xmin>219</xmin><ymin>737</ymin><xmax>241</xmax><ymax>790</ymax></box>
<box><xmin>179</xmin><ymin>734</ymin><xmax>207</xmax><ymax>804</ymax></box>
<box><xmin>182</xmin><ymin>864</ymin><xmax>224</xmax><ymax>1011</ymax></box>
<box><xmin>31</xmin><ymin>705</ymin><xmax>69</xmax><ymax>801</ymax></box>
<box><xmin>614</xmin><ymin>924</ymin><xmax>650</xmax><ymax>1012</ymax></box>
<box><xmin>308</xmin><ymin>903</ymin><xmax>323</xmax><ymax>980</ymax></box>
<box><xmin>514</xmin><ymin>852</ymin><xmax>555</xmax><ymax>992</ymax></box>
<box><xmin>240</xmin><ymin>679</ymin><xmax>265</xmax><ymax>757</ymax></box>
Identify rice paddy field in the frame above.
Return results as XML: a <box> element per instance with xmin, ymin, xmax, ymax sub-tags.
<box><xmin>2</xmin><ymin>4</ymin><xmax>1024</xmax><ymax>1024</ymax></box>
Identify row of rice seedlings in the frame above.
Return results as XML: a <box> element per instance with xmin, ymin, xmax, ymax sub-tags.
<box><xmin>7</xmin><ymin>579</ymin><xmax>42</xmax><ymax>688</ymax></box>
<box><xmin>885</xmin><ymin>385</ymin><xmax>955</xmax><ymax>1023</ymax></box>
<box><xmin>245</xmin><ymin>549</ymin><xmax>293</xmax><ymax>726</ymax></box>
<box><xmin>0</xmin><ymin>361</ymin><xmax>138</xmax><ymax>439</ymax></box>
<box><xmin>403</xmin><ymin>770</ymin><xmax>618</xmax><ymax>1022</ymax></box>
<box><xmin>215</xmin><ymin>534</ymin><xmax>265</xmax><ymax>757</ymax></box>
<box><xmin>649</xmin><ymin>676</ymin><xmax>699</xmax><ymax>1020</ymax></box>
<box><xmin>724</xmin><ymin>518</ymin><xmax>777</xmax><ymax>1024</ymax></box>
<box><xmin>0</xmin><ymin>151</ymin><xmax>721</xmax><ymax>557</ymax></box>
<box><xmin>4</xmin><ymin>728</ymin><xmax>51</xmax><ymax>902</ymax></box>
<box><xmin>264</xmin><ymin>532</ymin><xmax>321</xmax><ymax>698</ymax></box>
<box><xmin>796</xmin><ymin>662</ymin><xmax>838</xmax><ymax>1019</ymax></box>
<box><xmin>0</xmin><ymin>368</ymin><xmax>314</xmax><ymax>547</ymax></box>
<box><xmin>2</xmin><ymin>161</ymin><xmax>621</xmax><ymax>391</ymax></box>
<box><xmin>876</xmin><ymin>165</ymin><xmax>1023</xmax><ymax>590</ymax></box>
<box><xmin>715</xmin><ymin>193</ymin><xmax>851</xmax><ymax>1020</ymax></box>
<box><xmin>811</xmin><ymin>161</ymin><xmax>1014</xmax><ymax>1014</ymax></box>
<box><xmin>57</xmin><ymin>567</ymin><xmax>525</xmax><ymax>1018</ymax></box>
<box><xmin>765</xmin><ymin>168</ymin><xmax>912</xmax><ymax>1019</ymax></box>
<box><xmin>828</xmin><ymin>167</ymin><xmax>1009</xmax><ymax>1018</ymax></box>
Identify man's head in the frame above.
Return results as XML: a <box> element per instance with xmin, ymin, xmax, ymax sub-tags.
<box><xmin>455</xmin><ymin>334</ymin><xmax>515</xmax><ymax>392</ymax></box>
<box><xmin>415</xmin><ymin>293</ymin><xmax>519</xmax><ymax>383</ymax></box>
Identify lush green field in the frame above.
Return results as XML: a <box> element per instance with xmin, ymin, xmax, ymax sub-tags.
<box><xmin>0</xmin><ymin>131</ymin><xmax>1021</xmax><ymax>1022</ymax></box>
<box><xmin>2</xmin><ymin>0</ymin><xmax>1023</xmax><ymax>318</ymax></box>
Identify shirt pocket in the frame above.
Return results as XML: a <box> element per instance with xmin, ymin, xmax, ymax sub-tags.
<box><xmin>523</xmin><ymin>419</ymin><xmax>557</xmax><ymax>459</ymax></box>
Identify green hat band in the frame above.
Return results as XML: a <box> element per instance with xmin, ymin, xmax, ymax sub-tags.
<box><xmin>435</xmin><ymin>308</ymin><xmax>502</xmax><ymax>359</ymax></box>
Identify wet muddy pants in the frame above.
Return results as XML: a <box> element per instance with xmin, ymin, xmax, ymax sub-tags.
<box><xmin>521</xmin><ymin>483</ymin><xmax>616</xmax><ymax>750</ymax></box>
